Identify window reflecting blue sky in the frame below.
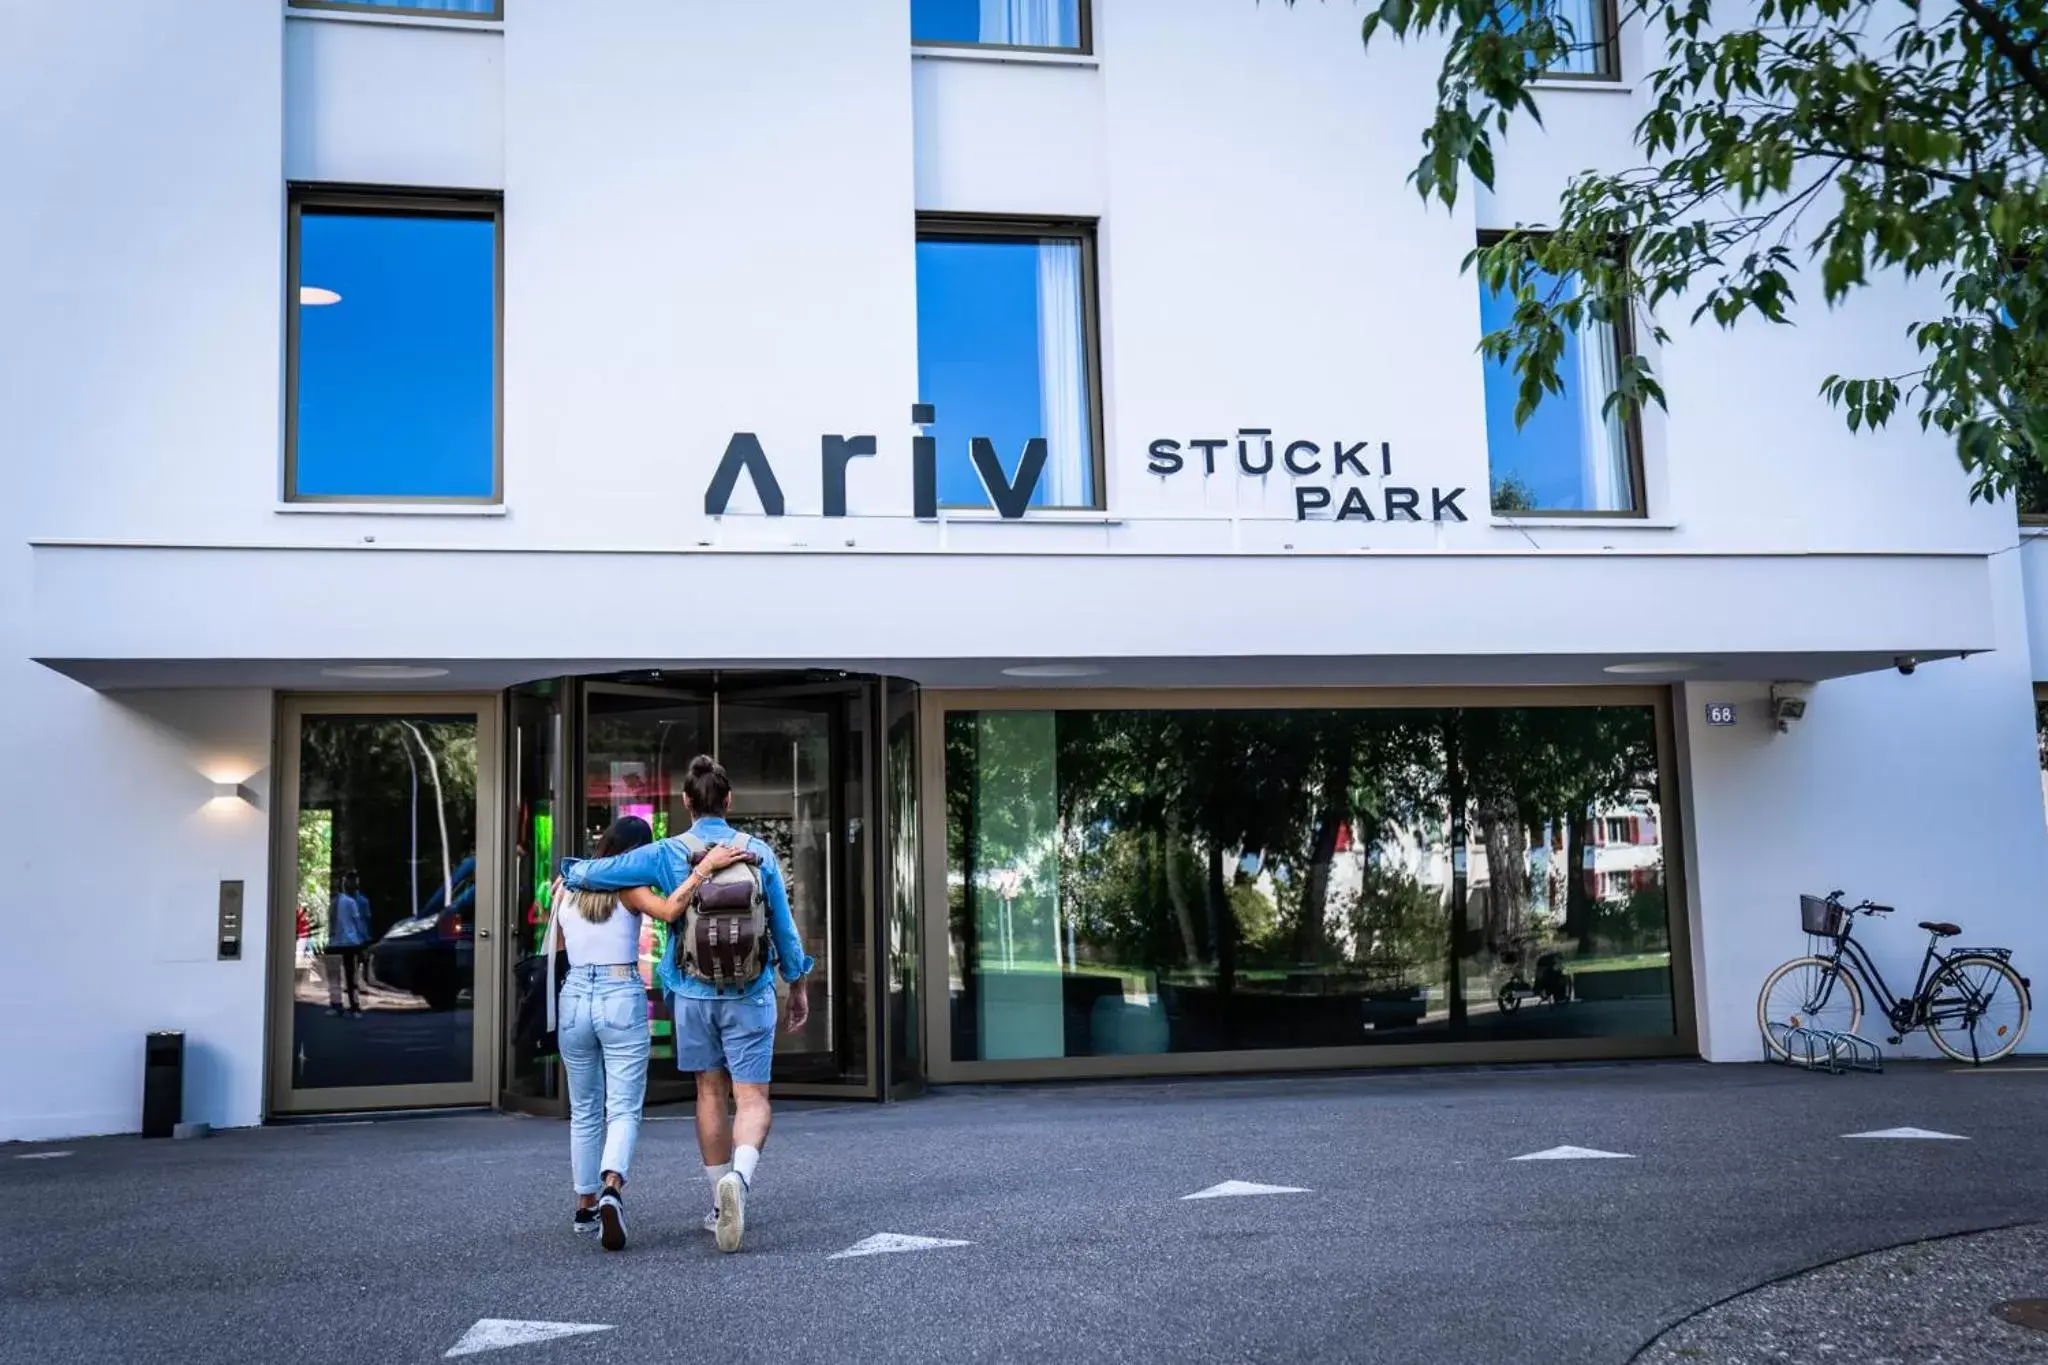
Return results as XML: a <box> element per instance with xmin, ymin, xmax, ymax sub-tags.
<box><xmin>295</xmin><ymin>212</ymin><xmax>496</xmax><ymax>500</ymax></box>
<box><xmin>911</xmin><ymin>0</ymin><xmax>1081</xmax><ymax>47</ymax></box>
<box><xmin>1480</xmin><ymin>268</ymin><xmax>1596</xmax><ymax>511</ymax></box>
<box><xmin>304</xmin><ymin>0</ymin><xmax>497</xmax><ymax>12</ymax></box>
<box><xmin>918</xmin><ymin>236</ymin><xmax>1093</xmax><ymax>508</ymax></box>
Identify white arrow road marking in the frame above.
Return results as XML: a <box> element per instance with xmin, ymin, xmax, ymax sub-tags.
<box><xmin>829</xmin><ymin>1233</ymin><xmax>971</xmax><ymax>1260</ymax></box>
<box><xmin>1843</xmin><ymin>1127</ymin><xmax>1969</xmax><ymax>1140</ymax></box>
<box><xmin>1511</xmin><ymin>1146</ymin><xmax>1636</xmax><ymax>1161</ymax></box>
<box><xmin>1181</xmin><ymin>1180</ymin><xmax>1312</xmax><ymax>1199</ymax></box>
<box><xmin>444</xmin><ymin>1319</ymin><xmax>613</xmax><ymax>1358</ymax></box>
<box><xmin>14</xmin><ymin>1151</ymin><xmax>72</xmax><ymax>1160</ymax></box>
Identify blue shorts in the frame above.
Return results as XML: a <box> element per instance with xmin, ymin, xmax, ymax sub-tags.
<box><xmin>672</xmin><ymin>992</ymin><xmax>778</xmax><ymax>1084</ymax></box>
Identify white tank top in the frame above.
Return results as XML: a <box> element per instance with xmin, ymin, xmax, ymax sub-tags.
<box><xmin>558</xmin><ymin>896</ymin><xmax>642</xmax><ymax>967</ymax></box>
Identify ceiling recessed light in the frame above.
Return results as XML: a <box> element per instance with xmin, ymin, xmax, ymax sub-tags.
<box><xmin>1001</xmin><ymin>664</ymin><xmax>1107</xmax><ymax>679</ymax></box>
<box><xmin>299</xmin><ymin>286</ymin><xmax>341</xmax><ymax>306</ymax></box>
<box><xmin>1603</xmin><ymin>661</ymin><xmax>1701</xmax><ymax>675</ymax></box>
<box><xmin>320</xmin><ymin>665</ymin><xmax>451</xmax><ymax>680</ymax></box>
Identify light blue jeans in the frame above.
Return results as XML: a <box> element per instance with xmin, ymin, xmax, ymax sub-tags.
<box><xmin>558</xmin><ymin>965</ymin><xmax>651</xmax><ymax>1195</ymax></box>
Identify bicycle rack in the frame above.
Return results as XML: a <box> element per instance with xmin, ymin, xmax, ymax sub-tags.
<box><xmin>1762</xmin><ymin>1021</ymin><xmax>1883</xmax><ymax>1075</ymax></box>
<box><xmin>1825</xmin><ymin>1029</ymin><xmax>1883</xmax><ymax>1074</ymax></box>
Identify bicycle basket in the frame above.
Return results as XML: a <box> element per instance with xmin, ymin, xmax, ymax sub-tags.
<box><xmin>1799</xmin><ymin>895</ymin><xmax>1844</xmax><ymax>937</ymax></box>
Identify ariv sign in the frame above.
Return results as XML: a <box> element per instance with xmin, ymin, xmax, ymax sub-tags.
<box><xmin>700</xmin><ymin>405</ymin><xmax>1053</xmax><ymax>520</ymax></box>
<box><xmin>700</xmin><ymin>408</ymin><xmax>1467</xmax><ymax>523</ymax></box>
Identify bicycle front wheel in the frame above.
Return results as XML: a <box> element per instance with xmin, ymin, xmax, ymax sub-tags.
<box><xmin>1757</xmin><ymin>956</ymin><xmax>1863</xmax><ymax>1058</ymax></box>
<box><xmin>1924</xmin><ymin>955</ymin><xmax>2031</xmax><ymax>1064</ymax></box>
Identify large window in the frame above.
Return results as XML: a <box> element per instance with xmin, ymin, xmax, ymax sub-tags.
<box><xmin>942</xmin><ymin>700</ymin><xmax>1680</xmax><ymax>1064</ymax></box>
<box><xmin>290</xmin><ymin>0</ymin><xmax>502</xmax><ymax>18</ymax></box>
<box><xmin>915</xmin><ymin>219</ymin><xmax>1103</xmax><ymax>511</ymax></box>
<box><xmin>1479</xmin><ymin>243</ymin><xmax>1644</xmax><ymax>516</ymax></box>
<box><xmin>288</xmin><ymin>195</ymin><xmax>500</xmax><ymax>503</ymax></box>
<box><xmin>912</xmin><ymin>0</ymin><xmax>1088</xmax><ymax>51</ymax></box>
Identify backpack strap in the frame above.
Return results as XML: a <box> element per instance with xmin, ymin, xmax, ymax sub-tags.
<box><xmin>677</xmin><ymin>832</ymin><xmax>711</xmax><ymax>861</ymax></box>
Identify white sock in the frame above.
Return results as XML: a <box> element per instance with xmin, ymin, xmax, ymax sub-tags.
<box><xmin>733</xmin><ymin>1144</ymin><xmax>761</xmax><ymax>1189</ymax></box>
<box><xmin>705</xmin><ymin>1162</ymin><xmax>732</xmax><ymax>1199</ymax></box>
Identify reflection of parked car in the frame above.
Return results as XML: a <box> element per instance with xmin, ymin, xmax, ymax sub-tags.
<box><xmin>1357</xmin><ymin>956</ymin><xmax>1429</xmax><ymax>1030</ymax></box>
<box><xmin>370</xmin><ymin>857</ymin><xmax>476</xmax><ymax>1010</ymax></box>
<box><xmin>1361</xmin><ymin>986</ymin><xmax>1428</xmax><ymax>1029</ymax></box>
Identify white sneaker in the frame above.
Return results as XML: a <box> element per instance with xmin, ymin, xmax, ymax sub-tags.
<box><xmin>714</xmin><ymin>1172</ymin><xmax>747</xmax><ymax>1253</ymax></box>
<box><xmin>701</xmin><ymin>1209</ymin><xmax>719</xmax><ymax>1234</ymax></box>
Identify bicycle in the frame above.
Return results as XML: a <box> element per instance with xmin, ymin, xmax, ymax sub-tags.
<box><xmin>1496</xmin><ymin>937</ymin><xmax>1570</xmax><ymax>1013</ymax></box>
<box><xmin>1757</xmin><ymin>891</ymin><xmax>2032</xmax><ymax>1065</ymax></box>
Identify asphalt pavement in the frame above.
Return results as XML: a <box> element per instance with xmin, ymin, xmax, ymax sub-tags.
<box><xmin>4</xmin><ymin>1061</ymin><xmax>2046</xmax><ymax>1364</ymax></box>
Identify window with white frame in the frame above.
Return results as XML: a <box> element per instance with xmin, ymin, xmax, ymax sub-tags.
<box><xmin>915</xmin><ymin>219</ymin><xmax>1104</xmax><ymax>512</ymax></box>
<box><xmin>287</xmin><ymin>193</ymin><xmax>500</xmax><ymax>503</ymax></box>
<box><xmin>1479</xmin><ymin>237</ymin><xmax>1645</xmax><ymax>516</ymax></box>
<box><xmin>289</xmin><ymin>0</ymin><xmax>501</xmax><ymax>17</ymax></box>
<box><xmin>912</xmin><ymin>0</ymin><xmax>1088</xmax><ymax>51</ymax></box>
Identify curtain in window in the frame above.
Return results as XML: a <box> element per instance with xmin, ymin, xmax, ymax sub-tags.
<box><xmin>1576</xmin><ymin>311</ymin><xmax>1632</xmax><ymax>510</ymax></box>
<box><xmin>978</xmin><ymin>0</ymin><xmax>1079</xmax><ymax>47</ymax></box>
<box><xmin>1549</xmin><ymin>0</ymin><xmax>1611</xmax><ymax>74</ymax></box>
<box><xmin>1035</xmin><ymin>239</ymin><xmax>1091</xmax><ymax>507</ymax></box>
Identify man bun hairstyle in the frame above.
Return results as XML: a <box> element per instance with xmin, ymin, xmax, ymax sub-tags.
<box><xmin>683</xmin><ymin>754</ymin><xmax>732</xmax><ymax>816</ymax></box>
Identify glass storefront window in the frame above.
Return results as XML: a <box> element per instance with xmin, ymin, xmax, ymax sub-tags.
<box><xmin>944</xmin><ymin>703</ymin><xmax>1676</xmax><ymax>1062</ymax></box>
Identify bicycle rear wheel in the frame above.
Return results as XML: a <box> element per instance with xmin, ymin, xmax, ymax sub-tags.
<box><xmin>1757</xmin><ymin>956</ymin><xmax>1863</xmax><ymax>1059</ymax></box>
<box><xmin>1924</xmin><ymin>955</ymin><xmax>2030</xmax><ymax>1064</ymax></box>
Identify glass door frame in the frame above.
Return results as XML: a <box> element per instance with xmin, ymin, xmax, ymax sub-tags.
<box><xmin>510</xmin><ymin>674</ymin><xmax>886</xmax><ymax>1111</ymax></box>
<box><xmin>267</xmin><ymin>693</ymin><xmax>505</xmax><ymax>1116</ymax></box>
<box><xmin>712</xmin><ymin>675</ymin><xmax>883</xmax><ymax>1100</ymax></box>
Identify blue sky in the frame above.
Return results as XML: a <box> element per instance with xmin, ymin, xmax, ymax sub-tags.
<box><xmin>917</xmin><ymin>236</ymin><xmax>1079</xmax><ymax>507</ymax></box>
<box><xmin>912</xmin><ymin>0</ymin><xmax>1080</xmax><ymax>45</ymax></box>
<box><xmin>295</xmin><ymin>212</ymin><xmax>495</xmax><ymax>499</ymax></box>
<box><xmin>1479</xmin><ymin>268</ymin><xmax>1592</xmax><ymax>510</ymax></box>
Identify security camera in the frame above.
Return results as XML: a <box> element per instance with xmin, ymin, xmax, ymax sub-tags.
<box><xmin>1768</xmin><ymin>682</ymin><xmax>1816</xmax><ymax>734</ymax></box>
<box><xmin>1895</xmin><ymin>656</ymin><xmax>1918</xmax><ymax>676</ymax></box>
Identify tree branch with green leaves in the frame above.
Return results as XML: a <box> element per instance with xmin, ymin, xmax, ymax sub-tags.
<box><xmin>1279</xmin><ymin>0</ymin><xmax>2048</xmax><ymax>501</ymax></box>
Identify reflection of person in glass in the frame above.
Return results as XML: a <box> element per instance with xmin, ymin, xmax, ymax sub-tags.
<box><xmin>323</xmin><ymin>869</ymin><xmax>371</xmax><ymax>1017</ymax></box>
<box><xmin>562</xmin><ymin>755</ymin><xmax>815</xmax><ymax>1255</ymax></box>
<box><xmin>551</xmin><ymin>816</ymin><xmax>747</xmax><ymax>1252</ymax></box>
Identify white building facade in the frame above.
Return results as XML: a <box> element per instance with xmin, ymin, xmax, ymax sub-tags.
<box><xmin>4</xmin><ymin>0</ymin><xmax>2043</xmax><ymax>1140</ymax></box>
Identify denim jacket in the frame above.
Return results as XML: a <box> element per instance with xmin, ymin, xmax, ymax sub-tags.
<box><xmin>560</xmin><ymin>817</ymin><xmax>814</xmax><ymax>1001</ymax></box>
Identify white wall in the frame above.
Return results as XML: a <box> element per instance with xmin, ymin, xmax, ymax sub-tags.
<box><xmin>0</xmin><ymin>0</ymin><xmax>284</xmax><ymax>1138</ymax></box>
<box><xmin>0</xmin><ymin>687</ymin><xmax>274</xmax><ymax>1140</ymax></box>
<box><xmin>1680</xmin><ymin>548</ymin><xmax>2048</xmax><ymax>1060</ymax></box>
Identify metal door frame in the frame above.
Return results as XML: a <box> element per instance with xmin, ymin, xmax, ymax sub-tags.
<box><xmin>560</xmin><ymin>674</ymin><xmax>883</xmax><ymax>1102</ymax></box>
<box><xmin>267</xmin><ymin>694</ymin><xmax>505</xmax><ymax>1115</ymax></box>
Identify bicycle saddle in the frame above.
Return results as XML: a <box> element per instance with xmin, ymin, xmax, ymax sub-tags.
<box><xmin>1919</xmin><ymin>920</ymin><xmax>1962</xmax><ymax>937</ymax></box>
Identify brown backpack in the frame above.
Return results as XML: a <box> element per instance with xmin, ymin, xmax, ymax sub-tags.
<box><xmin>677</xmin><ymin>832</ymin><xmax>768</xmax><ymax>989</ymax></box>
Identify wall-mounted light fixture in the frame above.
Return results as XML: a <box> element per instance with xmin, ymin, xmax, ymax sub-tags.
<box><xmin>210</xmin><ymin>781</ymin><xmax>256</xmax><ymax>806</ymax></box>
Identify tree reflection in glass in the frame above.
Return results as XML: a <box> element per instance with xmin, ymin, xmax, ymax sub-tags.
<box><xmin>946</xmin><ymin>703</ymin><xmax>1675</xmax><ymax>1061</ymax></box>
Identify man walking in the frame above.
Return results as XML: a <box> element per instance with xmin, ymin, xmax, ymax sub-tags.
<box><xmin>323</xmin><ymin>869</ymin><xmax>370</xmax><ymax>1016</ymax></box>
<box><xmin>560</xmin><ymin>754</ymin><xmax>813</xmax><ymax>1253</ymax></box>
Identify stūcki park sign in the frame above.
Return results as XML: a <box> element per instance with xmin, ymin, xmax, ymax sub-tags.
<box><xmin>701</xmin><ymin>407</ymin><xmax>1470</xmax><ymax>523</ymax></box>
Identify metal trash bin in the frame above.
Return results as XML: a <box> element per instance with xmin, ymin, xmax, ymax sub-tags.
<box><xmin>142</xmin><ymin>1031</ymin><xmax>184</xmax><ymax>1139</ymax></box>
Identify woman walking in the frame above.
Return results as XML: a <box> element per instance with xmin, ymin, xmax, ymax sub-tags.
<box><xmin>550</xmin><ymin>816</ymin><xmax>742</xmax><ymax>1250</ymax></box>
